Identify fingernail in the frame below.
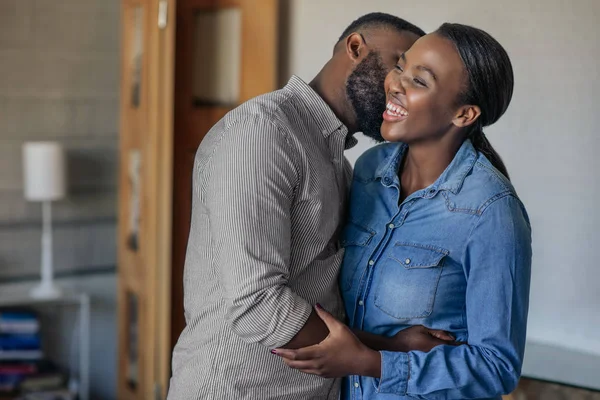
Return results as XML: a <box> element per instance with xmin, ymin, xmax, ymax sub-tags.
<box><xmin>270</xmin><ymin>349</ymin><xmax>277</xmax><ymax>355</ymax></box>
<box><xmin>315</xmin><ymin>303</ymin><xmax>323</xmax><ymax>309</ymax></box>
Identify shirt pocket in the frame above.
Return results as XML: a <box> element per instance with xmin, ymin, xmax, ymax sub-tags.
<box><xmin>339</xmin><ymin>221</ymin><xmax>375</xmax><ymax>291</ymax></box>
<box><xmin>374</xmin><ymin>243</ymin><xmax>449</xmax><ymax>320</ymax></box>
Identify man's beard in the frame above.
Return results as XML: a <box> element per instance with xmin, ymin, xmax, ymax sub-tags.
<box><xmin>346</xmin><ymin>51</ymin><xmax>389</xmax><ymax>143</ymax></box>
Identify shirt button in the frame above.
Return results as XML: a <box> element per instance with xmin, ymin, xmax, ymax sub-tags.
<box><xmin>368</xmin><ymin>260</ymin><xmax>375</xmax><ymax>266</ymax></box>
<box><xmin>383</xmin><ymin>177</ymin><xmax>392</xmax><ymax>185</ymax></box>
<box><xmin>388</xmin><ymin>223</ymin><xmax>395</xmax><ymax>229</ymax></box>
<box><xmin>354</xmin><ymin>382</ymin><xmax>360</xmax><ymax>388</ymax></box>
<box><xmin>405</xmin><ymin>258</ymin><xmax>411</xmax><ymax>265</ymax></box>
<box><xmin>358</xmin><ymin>300</ymin><xmax>364</xmax><ymax>306</ymax></box>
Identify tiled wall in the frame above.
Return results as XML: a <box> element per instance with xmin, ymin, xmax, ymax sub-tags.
<box><xmin>0</xmin><ymin>0</ymin><xmax>119</xmax><ymax>279</ymax></box>
<box><xmin>0</xmin><ymin>2</ymin><xmax>121</xmax><ymax>398</ymax></box>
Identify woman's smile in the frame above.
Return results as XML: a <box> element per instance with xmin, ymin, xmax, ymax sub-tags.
<box><xmin>383</xmin><ymin>98</ymin><xmax>409</xmax><ymax>122</ymax></box>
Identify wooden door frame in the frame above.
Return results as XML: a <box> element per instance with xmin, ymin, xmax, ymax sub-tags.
<box><xmin>146</xmin><ymin>0</ymin><xmax>176</xmax><ymax>397</ymax></box>
<box><xmin>117</xmin><ymin>0</ymin><xmax>175</xmax><ymax>398</ymax></box>
<box><xmin>118</xmin><ymin>0</ymin><xmax>279</xmax><ymax>397</ymax></box>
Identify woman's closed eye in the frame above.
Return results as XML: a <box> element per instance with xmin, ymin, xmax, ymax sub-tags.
<box><xmin>413</xmin><ymin>77</ymin><xmax>427</xmax><ymax>87</ymax></box>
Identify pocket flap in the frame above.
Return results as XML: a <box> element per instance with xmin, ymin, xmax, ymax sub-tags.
<box><xmin>391</xmin><ymin>243</ymin><xmax>449</xmax><ymax>269</ymax></box>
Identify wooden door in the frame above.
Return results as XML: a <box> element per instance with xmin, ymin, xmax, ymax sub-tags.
<box><xmin>118</xmin><ymin>0</ymin><xmax>278</xmax><ymax>397</ymax></box>
<box><xmin>117</xmin><ymin>0</ymin><xmax>175</xmax><ymax>399</ymax></box>
<box><xmin>170</xmin><ymin>0</ymin><xmax>279</xmax><ymax>349</ymax></box>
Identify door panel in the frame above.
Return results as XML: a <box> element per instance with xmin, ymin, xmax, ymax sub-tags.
<box><xmin>119</xmin><ymin>0</ymin><xmax>278</xmax><ymax>397</ymax></box>
<box><xmin>171</xmin><ymin>0</ymin><xmax>279</xmax><ymax>351</ymax></box>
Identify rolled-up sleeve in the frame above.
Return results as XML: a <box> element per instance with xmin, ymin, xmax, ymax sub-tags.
<box><xmin>375</xmin><ymin>194</ymin><xmax>532</xmax><ymax>399</ymax></box>
<box><xmin>203</xmin><ymin>116</ymin><xmax>312</xmax><ymax>348</ymax></box>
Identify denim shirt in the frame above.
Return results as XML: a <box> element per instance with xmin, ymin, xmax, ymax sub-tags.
<box><xmin>340</xmin><ymin>140</ymin><xmax>532</xmax><ymax>400</ymax></box>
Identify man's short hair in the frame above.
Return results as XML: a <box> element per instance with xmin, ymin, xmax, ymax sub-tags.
<box><xmin>338</xmin><ymin>12</ymin><xmax>426</xmax><ymax>43</ymax></box>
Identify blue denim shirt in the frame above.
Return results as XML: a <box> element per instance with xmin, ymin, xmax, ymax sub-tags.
<box><xmin>341</xmin><ymin>140</ymin><xmax>532</xmax><ymax>400</ymax></box>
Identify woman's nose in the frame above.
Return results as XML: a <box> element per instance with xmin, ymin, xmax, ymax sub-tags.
<box><xmin>389</xmin><ymin>76</ymin><xmax>407</xmax><ymax>96</ymax></box>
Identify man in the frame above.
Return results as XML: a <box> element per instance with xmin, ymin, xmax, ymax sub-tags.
<box><xmin>168</xmin><ymin>13</ymin><xmax>450</xmax><ymax>399</ymax></box>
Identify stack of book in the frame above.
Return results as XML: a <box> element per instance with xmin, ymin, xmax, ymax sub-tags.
<box><xmin>0</xmin><ymin>310</ymin><xmax>42</xmax><ymax>362</ymax></box>
<box><xmin>0</xmin><ymin>310</ymin><xmax>67</xmax><ymax>398</ymax></box>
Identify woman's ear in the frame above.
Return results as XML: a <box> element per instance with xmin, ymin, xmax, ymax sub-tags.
<box><xmin>345</xmin><ymin>33</ymin><xmax>367</xmax><ymax>62</ymax></box>
<box><xmin>452</xmin><ymin>105</ymin><xmax>481</xmax><ymax>128</ymax></box>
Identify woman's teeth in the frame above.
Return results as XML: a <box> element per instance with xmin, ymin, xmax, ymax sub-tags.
<box><xmin>386</xmin><ymin>102</ymin><xmax>408</xmax><ymax>117</ymax></box>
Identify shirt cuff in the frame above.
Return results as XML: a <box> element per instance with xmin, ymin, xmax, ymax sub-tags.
<box><xmin>266</xmin><ymin>295</ymin><xmax>313</xmax><ymax>348</ymax></box>
<box><xmin>373</xmin><ymin>351</ymin><xmax>410</xmax><ymax>395</ymax></box>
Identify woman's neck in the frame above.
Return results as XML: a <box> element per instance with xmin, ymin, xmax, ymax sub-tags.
<box><xmin>399</xmin><ymin>139</ymin><xmax>462</xmax><ymax>201</ymax></box>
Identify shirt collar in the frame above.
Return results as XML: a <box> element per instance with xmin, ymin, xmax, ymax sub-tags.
<box><xmin>284</xmin><ymin>76</ymin><xmax>356</xmax><ymax>150</ymax></box>
<box><xmin>375</xmin><ymin>139</ymin><xmax>478</xmax><ymax>197</ymax></box>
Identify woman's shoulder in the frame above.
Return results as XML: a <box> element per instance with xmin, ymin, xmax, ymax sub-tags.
<box><xmin>453</xmin><ymin>152</ymin><xmax>525</xmax><ymax>215</ymax></box>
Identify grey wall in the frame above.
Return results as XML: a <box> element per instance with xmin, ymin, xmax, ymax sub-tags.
<box><xmin>0</xmin><ymin>1</ymin><xmax>120</xmax><ymax>399</ymax></box>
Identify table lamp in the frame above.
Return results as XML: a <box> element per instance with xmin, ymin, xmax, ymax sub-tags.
<box><xmin>22</xmin><ymin>142</ymin><xmax>66</xmax><ymax>299</ymax></box>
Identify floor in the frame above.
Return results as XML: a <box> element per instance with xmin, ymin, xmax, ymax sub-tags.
<box><xmin>512</xmin><ymin>378</ymin><xmax>600</xmax><ymax>400</ymax></box>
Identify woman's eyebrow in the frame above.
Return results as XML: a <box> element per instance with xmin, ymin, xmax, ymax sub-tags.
<box><xmin>401</xmin><ymin>52</ymin><xmax>438</xmax><ymax>81</ymax></box>
<box><xmin>416</xmin><ymin>65</ymin><xmax>438</xmax><ymax>81</ymax></box>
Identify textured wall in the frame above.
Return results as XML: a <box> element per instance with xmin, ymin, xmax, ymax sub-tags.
<box><xmin>0</xmin><ymin>0</ymin><xmax>119</xmax><ymax>279</ymax></box>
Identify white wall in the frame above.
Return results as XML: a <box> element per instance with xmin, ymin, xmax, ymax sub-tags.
<box><xmin>283</xmin><ymin>0</ymin><xmax>600</xmax><ymax>360</ymax></box>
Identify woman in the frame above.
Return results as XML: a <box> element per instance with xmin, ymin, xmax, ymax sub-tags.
<box><xmin>274</xmin><ymin>23</ymin><xmax>532</xmax><ymax>399</ymax></box>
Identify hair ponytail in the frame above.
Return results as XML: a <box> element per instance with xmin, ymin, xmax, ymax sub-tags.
<box><xmin>436</xmin><ymin>23</ymin><xmax>514</xmax><ymax>180</ymax></box>
<box><xmin>469</xmin><ymin>128</ymin><xmax>510</xmax><ymax>180</ymax></box>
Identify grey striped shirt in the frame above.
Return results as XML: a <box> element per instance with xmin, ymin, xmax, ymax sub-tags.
<box><xmin>168</xmin><ymin>76</ymin><xmax>356</xmax><ymax>399</ymax></box>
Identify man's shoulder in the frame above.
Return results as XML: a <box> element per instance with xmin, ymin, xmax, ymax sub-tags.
<box><xmin>222</xmin><ymin>87</ymin><xmax>299</xmax><ymax>130</ymax></box>
<box><xmin>194</xmin><ymin>89</ymin><xmax>305</xmax><ymax>173</ymax></box>
<box><xmin>199</xmin><ymin>89</ymin><xmax>293</xmax><ymax>144</ymax></box>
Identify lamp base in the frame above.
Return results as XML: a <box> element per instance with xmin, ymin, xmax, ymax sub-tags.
<box><xmin>30</xmin><ymin>282</ymin><xmax>62</xmax><ymax>300</ymax></box>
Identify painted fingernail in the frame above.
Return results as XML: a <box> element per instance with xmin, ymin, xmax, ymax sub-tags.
<box><xmin>315</xmin><ymin>303</ymin><xmax>323</xmax><ymax>309</ymax></box>
<box><xmin>270</xmin><ymin>349</ymin><xmax>278</xmax><ymax>355</ymax></box>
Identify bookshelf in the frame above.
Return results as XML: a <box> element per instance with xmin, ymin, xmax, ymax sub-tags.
<box><xmin>0</xmin><ymin>292</ymin><xmax>89</xmax><ymax>400</ymax></box>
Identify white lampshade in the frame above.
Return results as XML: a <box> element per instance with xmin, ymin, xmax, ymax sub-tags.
<box><xmin>22</xmin><ymin>142</ymin><xmax>66</xmax><ymax>201</ymax></box>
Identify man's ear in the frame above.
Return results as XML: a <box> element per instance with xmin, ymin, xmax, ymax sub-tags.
<box><xmin>452</xmin><ymin>105</ymin><xmax>481</xmax><ymax>128</ymax></box>
<box><xmin>344</xmin><ymin>32</ymin><xmax>367</xmax><ymax>62</ymax></box>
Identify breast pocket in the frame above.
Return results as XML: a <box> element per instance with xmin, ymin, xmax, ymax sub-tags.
<box><xmin>339</xmin><ymin>221</ymin><xmax>375</xmax><ymax>291</ymax></box>
<box><xmin>374</xmin><ymin>243</ymin><xmax>449</xmax><ymax>320</ymax></box>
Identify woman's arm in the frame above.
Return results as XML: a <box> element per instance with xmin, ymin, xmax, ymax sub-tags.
<box><xmin>273</xmin><ymin>306</ymin><xmax>458</xmax><ymax>379</ymax></box>
<box><xmin>276</xmin><ymin>194</ymin><xmax>531</xmax><ymax>399</ymax></box>
<box><xmin>375</xmin><ymin>194</ymin><xmax>532</xmax><ymax>399</ymax></box>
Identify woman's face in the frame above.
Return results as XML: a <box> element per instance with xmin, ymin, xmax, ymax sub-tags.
<box><xmin>381</xmin><ymin>33</ymin><xmax>468</xmax><ymax>144</ymax></box>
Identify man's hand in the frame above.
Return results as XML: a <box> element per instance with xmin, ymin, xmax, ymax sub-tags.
<box><xmin>274</xmin><ymin>304</ymin><xmax>381</xmax><ymax>378</ymax></box>
<box><xmin>355</xmin><ymin>325</ymin><xmax>458</xmax><ymax>352</ymax></box>
<box><xmin>387</xmin><ymin>325</ymin><xmax>460</xmax><ymax>352</ymax></box>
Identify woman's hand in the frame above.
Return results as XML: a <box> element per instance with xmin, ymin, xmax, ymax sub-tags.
<box><xmin>273</xmin><ymin>304</ymin><xmax>381</xmax><ymax>378</ymax></box>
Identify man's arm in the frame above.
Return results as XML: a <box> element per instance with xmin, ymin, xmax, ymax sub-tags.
<box><xmin>284</xmin><ymin>311</ymin><xmax>329</xmax><ymax>349</ymax></box>
<box><xmin>354</xmin><ymin>326</ymin><xmax>457</xmax><ymax>352</ymax></box>
<box><xmin>205</xmin><ymin>117</ymin><xmax>325</xmax><ymax>349</ymax></box>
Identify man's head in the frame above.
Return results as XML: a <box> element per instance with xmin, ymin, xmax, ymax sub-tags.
<box><xmin>320</xmin><ymin>13</ymin><xmax>425</xmax><ymax>141</ymax></box>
